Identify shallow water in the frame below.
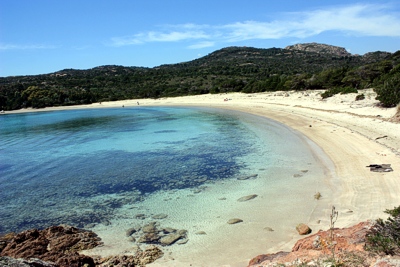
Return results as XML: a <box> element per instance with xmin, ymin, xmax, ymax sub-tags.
<box><xmin>0</xmin><ymin>107</ymin><xmax>273</xmax><ymax>232</ymax></box>
<box><xmin>0</xmin><ymin>106</ymin><xmax>334</xmax><ymax>265</ymax></box>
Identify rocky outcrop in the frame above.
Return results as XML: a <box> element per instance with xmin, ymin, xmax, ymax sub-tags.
<box><xmin>285</xmin><ymin>42</ymin><xmax>351</xmax><ymax>57</ymax></box>
<box><xmin>0</xmin><ymin>225</ymin><xmax>165</xmax><ymax>267</ymax></box>
<box><xmin>94</xmin><ymin>245</ymin><xmax>163</xmax><ymax>267</ymax></box>
<box><xmin>248</xmin><ymin>221</ymin><xmax>378</xmax><ymax>267</ymax></box>
<box><xmin>0</xmin><ymin>257</ymin><xmax>57</xmax><ymax>267</ymax></box>
<box><xmin>0</xmin><ymin>225</ymin><xmax>101</xmax><ymax>267</ymax></box>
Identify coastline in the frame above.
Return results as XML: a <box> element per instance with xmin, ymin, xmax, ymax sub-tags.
<box><xmin>4</xmin><ymin>89</ymin><xmax>400</xmax><ymax>266</ymax></box>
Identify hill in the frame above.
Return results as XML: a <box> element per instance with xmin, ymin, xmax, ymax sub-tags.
<box><xmin>0</xmin><ymin>43</ymin><xmax>398</xmax><ymax>110</ymax></box>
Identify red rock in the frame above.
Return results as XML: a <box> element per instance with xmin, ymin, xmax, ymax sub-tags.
<box><xmin>248</xmin><ymin>221</ymin><xmax>374</xmax><ymax>267</ymax></box>
<box><xmin>0</xmin><ymin>225</ymin><xmax>102</xmax><ymax>267</ymax></box>
<box><xmin>296</xmin><ymin>223</ymin><xmax>312</xmax><ymax>235</ymax></box>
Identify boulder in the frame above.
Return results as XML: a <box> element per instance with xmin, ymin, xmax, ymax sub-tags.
<box><xmin>237</xmin><ymin>194</ymin><xmax>258</xmax><ymax>202</ymax></box>
<box><xmin>296</xmin><ymin>223</ymin><xmax>312</xmax><ymax>235</ymax></box>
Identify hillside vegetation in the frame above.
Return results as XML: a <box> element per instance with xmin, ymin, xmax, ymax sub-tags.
<box><xmin>1</xmin><ymin>43</ymin><xmax>399</xmax><ymax>110</ymax></box>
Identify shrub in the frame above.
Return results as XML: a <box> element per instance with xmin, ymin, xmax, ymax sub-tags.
<box><xmin>321</xmin><ymin>87</ymin><xmax>358</xmax><ymax>99</ymax></box>
<box><xmin>375</xmin><ymin>74</ymin><xmax>400</xmax><ymax>107</ymax></box>
<box><xmin>355</xmin><ymin>94</ymin><xmax>365</xmax><ymax>101</ymax></box>
<box><xmin>365</xmin><ymin>205</ymin><xmax>400</xmax><ymax>255</ymax></box>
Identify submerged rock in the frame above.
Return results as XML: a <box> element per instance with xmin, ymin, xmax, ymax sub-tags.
<box><xmin>237</xmin><ymin>174</ymin><xmax>258</xmax><ymax>180</ymax></box>
<box><xmin>151</xmin><ymin>213</ymin><xmax>168</xmax><ymax>220</ymax></box>
<box><xmin>126</xmin><ymin>227</ymin><xmax>138</xmax><ymax>237</ymax></box>
<box><xmin>227</xmin><ymin>218</ymin><xmax>243</xmax><ymax>224</ymax></box>
<box><xmin>142</xmin><ymin>222</ymin><xmax>158</xmax><ymax>233</ymax></box>
<box><xmin>237</xmin><ymin>194</ymin><xmax>258</xmax><ymax>202</ymax></box>
<box><xmin>159</xmin><ymin>233</ymin><xmax>182</xmax><ymax>246</ymax></box>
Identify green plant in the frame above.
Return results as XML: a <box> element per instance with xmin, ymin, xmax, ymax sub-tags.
<box><xmin>375</xmin><ymin>74</ymin><xmax>400</xmax><ymax>107</ymax></box>
<box><xmin>314</xmin><ymin>192</ymin><xmax>322</xmax><ymax>200</ymax></box>
<box><xmin>365</xmin><ymin>205</ymin><xmax>400</xmax><ymax>255</ymax></box>
<box><xmin>355</xmin><ymin>94</ymin><xmax>365</xmax><ymax>101</ymax></box>
<box><xmin>321</xmin><ymin>87</ymin><xmax>358</xmax><ymax>99</ymax></box>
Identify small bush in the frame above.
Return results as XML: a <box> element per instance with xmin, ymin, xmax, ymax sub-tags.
<box><xmin>355</xmin><ymin>94</ymin><xmax>365</xmax><ymax>101</ymax></box>
<box><xmin>314</xmin><ymin>192</ymin><xmax>322</xmax><ymax>200</ymax></box>
<box><xmin>365</xmin><ymin>205</ymin><xmax>400</xmax><ymax>255</ymax></box>
<box><xmin>375</xmin><ymin>75</ymin><xmax>400</xmax><ymax>107</ymax></box>
<box><xmin>321</xmin><ymin>87</ymin><xmax>358</xmax><ymax>99</ymax></box>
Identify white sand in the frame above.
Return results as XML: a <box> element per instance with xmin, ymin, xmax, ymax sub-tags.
<box><xmin>6</xmin><ymin>89</ymin><xmax>400</xmax><ymax>266</ymax></box>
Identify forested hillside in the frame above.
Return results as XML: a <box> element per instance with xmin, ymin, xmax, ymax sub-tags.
<box><xmin>1</xmin><ymin>43</ymin><xmax>399</xmax><ymax>110</ymax></box>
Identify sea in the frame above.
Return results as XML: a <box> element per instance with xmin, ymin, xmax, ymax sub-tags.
<box><xmin>0</xmin><ymin>106</ymin><xmax>335</xmax><ymax>266</ymax></box>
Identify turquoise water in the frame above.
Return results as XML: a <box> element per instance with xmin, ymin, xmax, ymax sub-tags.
<box><xmin>0</xmin><ymin>107</ymin><xmax>276</xmax><ymax>234</ymax></box>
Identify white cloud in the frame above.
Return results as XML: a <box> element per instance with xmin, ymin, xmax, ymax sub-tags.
<box><xmin>110</xmin><ymin>3</ymin><xmax>400</xmax><ymax>48</ymax></box>
<box><xmin>111</xmin><ymin>30</ymin><xmax>210</xmax><ymax>47</ymax></box>
<box><xmin>187</xmin><ymin>41</ymin><xmax>215</xmax><ymax>49</ymax></box>
<box><xmin>0</xmin><ymin>44</ymin><xmax>56</xmax><ymax>50</ymax></box>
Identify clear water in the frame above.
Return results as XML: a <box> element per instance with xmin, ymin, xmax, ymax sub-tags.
<box><xmin>0</xmin><ymin>106</ymin><xmax>329</xmax><ymax>237</ymax></box>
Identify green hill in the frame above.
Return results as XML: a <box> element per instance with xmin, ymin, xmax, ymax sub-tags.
<box><xmin>0</xmin><ymin>43</ymin><xmax>398</xmax><ymax>110</ymax></box>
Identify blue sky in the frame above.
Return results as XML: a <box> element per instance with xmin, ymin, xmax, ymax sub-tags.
<box><xmin>1</xmin><ymin>0</ymin><xmax>399</xmax><ymax>77</ymax></box>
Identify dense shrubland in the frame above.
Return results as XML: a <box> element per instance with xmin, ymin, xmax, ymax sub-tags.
<box><xmin>1</xmin><ymin>46</ymin><xmax>399</xmax><ymax>111</ymax></box>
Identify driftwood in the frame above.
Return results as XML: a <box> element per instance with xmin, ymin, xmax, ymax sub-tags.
<box><xmin>366</xmin><ymin>164</ymin><xmax>393</xmax><ymax>172</ymax></box>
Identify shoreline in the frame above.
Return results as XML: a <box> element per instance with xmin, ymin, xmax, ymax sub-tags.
<box><xmin>4</xmin><ymin>89</ymin><xmax>400</xmax><ymax>266</ymax></box>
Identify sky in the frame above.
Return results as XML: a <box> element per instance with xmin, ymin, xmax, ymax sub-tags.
<box><xmin>1</xmin><ymin>0</ymin><xmax>400</xmax><ymax>77</ymax></box>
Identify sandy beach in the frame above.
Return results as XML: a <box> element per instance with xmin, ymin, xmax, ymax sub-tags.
<box><xmin>5</xmin><ymin>89</ymin><xmax>400</xmax><ymax>266</ymax></box>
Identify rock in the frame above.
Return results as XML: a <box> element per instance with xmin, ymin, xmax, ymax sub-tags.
<box><xmin>162</xmin><ymin>227</ymin><xmax>176</xmax><ymax>234</ymax></box>
<box><xmin>227</xmin><ymin>218</ymin><xmax>243</xmax><ymax>224</ymax></box>
<box><xmin>237</xmin><ymin>194</ymin><xmax>258</xmax><ymax>202</ymax></box>
<box><xmin>0</xmin><ymin>256</ymin><xmax>57</xmax><ymax>267</ymax></box>
<box><xmin>128</xmin><ymin>236</ymin><xmax>136</xmax><ymax>242</ymax></box>
<box><xmin>263</xmin><ymin>227</ymin><xmax>274</xmax><ymax>232</ymax></box>
<box><xmin>134</xmin><ymin>214</ymin><xmax>147</xmax><ymax>220</ymax></box>
<box><xmin>293</xmin><ymin>174</ymin><xmax>302</xmax><ymax>178</ymax></box>
<box><xmin>159</xmin><ymin>233</ymin><xmax>182</xmax><ymax>245</ymax></box>
<box><xmin>137</xmin><ymin>245</ymin><xmax>164</xmax><ymax>266</ymax></box>
<box><xmin>237</xmin><ymin>174</ymin><xmax>258</xmax><ymax>180</ymax></box>
<box><xmin>0</xmin><ymin>225</ymin><xmax>101</xmax><ymax>267</ymax></box>
<box><xmin>296</xmin><ymin>223</ymin><xmax>312</xmax><ymax>235</ymax></box>
<box><xmin>125</xmin><ymin>227</ymin><xmax>137</xmax><ymax>236</ymax></box>
<box><xmin>142</xmin><ymin>222</ymin><xmax>158</xmax><ymax>233</ymax></box>
<box><xmin>95</xmin><ymin>245</ymin><xmax>163</xmax><ymax>266</ymax></box>
<box><xmin>138</xmin><ymin>233</ymin><xmax>160</xmax><ymax>243</ymax></box>
<box><xmin>247</xmin><ymin>221</ymin><xmax>374</xmax><ymax>267</ymax></box>
<box><xmin>195</xmin><ymin>231</ymin><xmax>207</xmax><ymax>235</ymax></box>
<box><xmin>285</xmin><ymin>43</ymin><xmax>351</xmax><ymax>57</ymax></box>
<box><xmin>176</xmin><ymin>238</ymin><xmax>189</xmax><ymax>245</ymax></box>
<box><xmin>177</xmin><ymin>229</ymin><xmax>187</xmax><ymax>236</ymax></box>
<box><xmin>151</xmin><ymin>213</ymin><xmax>168</xmax><ymax>220</ymax></box>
